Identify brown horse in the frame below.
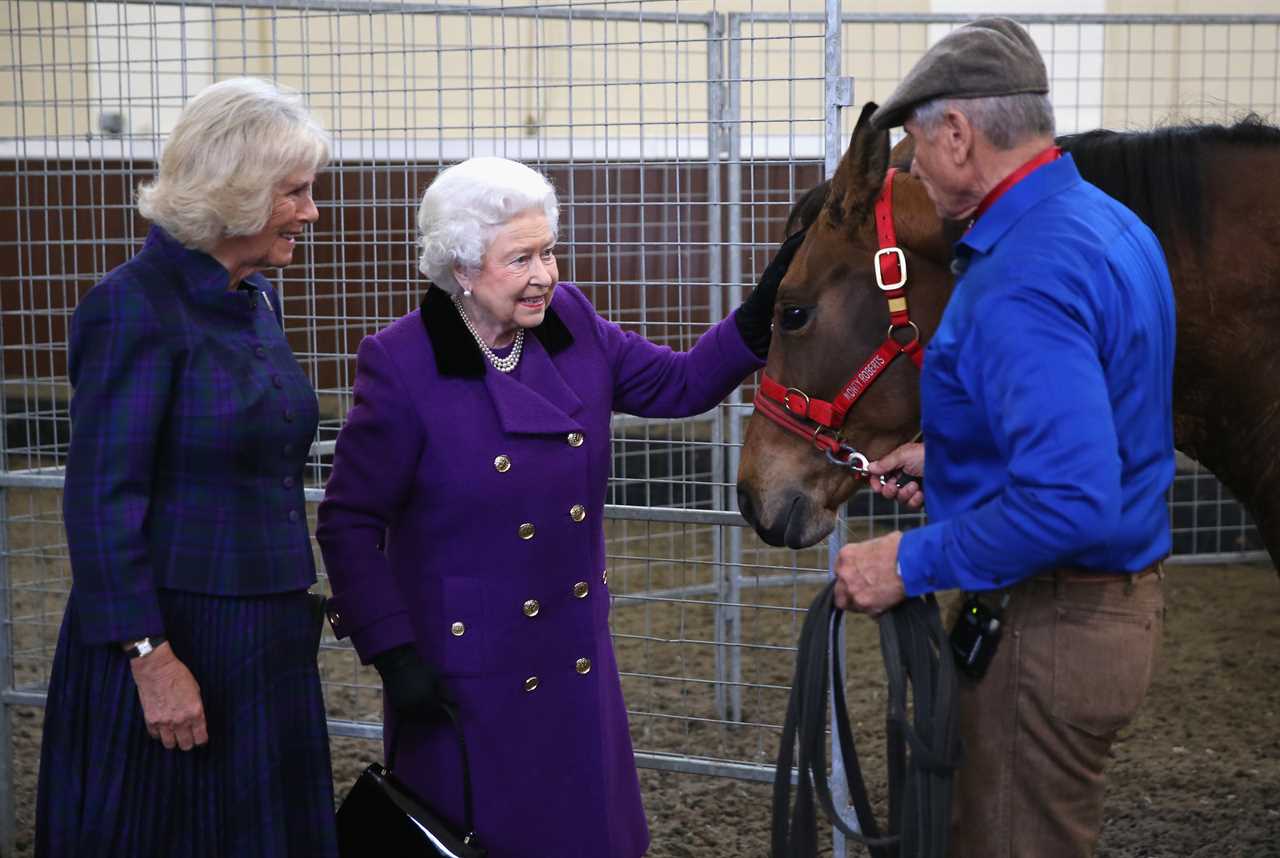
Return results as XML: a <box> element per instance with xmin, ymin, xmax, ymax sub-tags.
<box><xmin>737</xmin><ymin>101</ymin><xmax>1280</xmax><ymax>568</ymax></box>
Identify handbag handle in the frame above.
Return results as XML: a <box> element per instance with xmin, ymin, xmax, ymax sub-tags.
<box><xmin>386</xmin><ymin>703</ymin><xmax>479</xmax><ymax>842</ymax></box>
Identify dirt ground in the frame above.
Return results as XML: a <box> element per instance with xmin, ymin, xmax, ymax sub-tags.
<box><xmin>6</xmin><ymin>561</ymin><xmax>1279</xmax><ymax>857</ymax></box>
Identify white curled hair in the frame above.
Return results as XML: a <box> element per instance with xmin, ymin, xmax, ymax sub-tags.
<box><xmin>417</xmin><ymin>157</ymin><xmax>559</xmax><ymax>295</ymax></box>
<box><xmin>912</xmin><ymin>93</ymin><xmax>1056</xmax><ymax>150</ymax></box>
<box><xmin>136</xmin><ymin>77</ymin><xmax>331</xmax><ymax>252</ymax></box>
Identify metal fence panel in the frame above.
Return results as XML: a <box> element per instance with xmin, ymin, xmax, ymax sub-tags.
<box><xmin>1</xmin><ymin>3</ymin><xmax>1277</xmax><ymax>854</ymax></box>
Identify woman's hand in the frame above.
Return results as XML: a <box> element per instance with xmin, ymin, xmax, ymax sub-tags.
<box><xmin>735</xmin><ymin>228</ymin><xmax>808</xmax><ymax>358</ymax></box>
<box><xmin>867</xmin><ymin>442</ymin><xmax>925</xmax><ymax>510</ymax></box>
<box><xmin>372</xmin><ymin>644</ymin><xmax>452</xmax><ymax>720</ymax></box>
<box><xmin>129</xmin><ymin>642</ymin><xmax>209</xmax><ymax>751</ymax></box>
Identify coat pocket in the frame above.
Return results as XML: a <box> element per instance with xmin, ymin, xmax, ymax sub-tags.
<box><xmin>437</xmin><ymin>577</ymin><xmax>488</xmax><ymax>676</ymax></box>
<box><xmin>1051</xmin><ymin>605</ymin><xmax>1159</xmax><ymax>739</ymax></box>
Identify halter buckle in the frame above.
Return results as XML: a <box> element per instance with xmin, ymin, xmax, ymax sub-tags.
<box><xmin>782</xmin><ymin>387</ymin><xmax>811</xmax><ymax>417</ymax></box>
<box><xmin>874</xmin><ymin>247</ymin><xmax>908</xmax><ymax>291</ymax></box>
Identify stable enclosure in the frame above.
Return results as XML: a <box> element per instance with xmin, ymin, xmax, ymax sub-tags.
<box><xmin>2</xmin><ymin>2</ymin><xmax>1278</xmax><ymax>855</ymax></box>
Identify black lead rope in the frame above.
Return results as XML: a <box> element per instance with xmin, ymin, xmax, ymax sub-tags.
<box><xmin>772</xmin><ymin>582</ymin><xmax>963</xmax><ymax>858</ymax></box>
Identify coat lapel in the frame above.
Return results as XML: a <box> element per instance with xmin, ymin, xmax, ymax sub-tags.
<box><xmin>420</xmin><ymin>286</ymin><xmax>583</xmax><ymax>435</ymax></box>
<box><xmin>484</xmin><ymin>336</ymin><xmax>584</xmax><ymax>435</ymax></box>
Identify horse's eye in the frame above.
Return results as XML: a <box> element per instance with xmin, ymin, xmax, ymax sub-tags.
<box><xmin>779</xmin><ymin>305</ymin><xmax>812</xmax><ymax>331</ymax></box>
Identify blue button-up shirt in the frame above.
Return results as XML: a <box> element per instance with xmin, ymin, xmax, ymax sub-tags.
<box><xmin>897</xmin><ymin>154</ymin><xmax>1176</xmax><ymax>595</ymax></box>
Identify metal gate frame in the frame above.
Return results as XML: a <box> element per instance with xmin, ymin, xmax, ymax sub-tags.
<box><xmin>3</xmin><ymin>5</ymin><xmax>1279</xmax><ymax>855</ymax></box>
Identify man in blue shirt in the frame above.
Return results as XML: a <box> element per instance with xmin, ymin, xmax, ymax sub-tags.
<box><xmin>832</xmin><ymin>18</ymin><xmax>1175</xmax><ymax>858</ymax></box>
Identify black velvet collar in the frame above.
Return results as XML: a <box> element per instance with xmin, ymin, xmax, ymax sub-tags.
<box><xmin>420</xmin><ymin>286</ymin><xmax>574</xmax><ymax>378</ymax></box>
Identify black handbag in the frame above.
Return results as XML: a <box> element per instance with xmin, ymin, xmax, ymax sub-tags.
<box><xmin>336</xmin><ymin>703</ymin><xmax>485</xmax><ymax>858</ymax></box>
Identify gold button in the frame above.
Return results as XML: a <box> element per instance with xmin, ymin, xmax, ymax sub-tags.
<box><xmin>602</xmin><ymin>569</ymin><xmax>608</xmax><ymax>586</ymax></box>
<box><xmin>573</xmin><ymin>581</ymin><xmax>588</xmax><ymax>598</ymax></box>
<box><xmin>569</xmin><ymin>504</ymin><xmax>586</xmax><ymax>523</ymax></box>
<box><xmin>450</xmin><ymin>621</ymin><xmax>465</xmax><ymax>637</ymax></box>
<box><xmin>494</xmin><ymin>454</ymin><xmax>511</xmax><ymax>473</ymax></box>
<box><xmin>522</xmin><ymin>599</ymin><xmax>540</xmax><ymax>618</ymax></box>
<box><xmin>524</xmin><ymin>676</ymin><xmax>539</xmax><ymax>692</ymax></box>
<box><xmin>518</xmin><ymin>522</ymin><xmax>535</xmax><ymax>540</ymax></box>
<box><xmin>575</xmin><ymin>657</ymin><xmax>592</xmax><ymax>675</ymax></box>
<box><xmin>567</xmin><ymin>431</ymin><xmax>584</xmax><ymax>447</ymax></box>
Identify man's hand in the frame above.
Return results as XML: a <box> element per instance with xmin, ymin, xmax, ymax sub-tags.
<box><xmin>834</xmin><ymin>531</ymin><xmax>907</xmax><ymax>616</ymax></box>
<box><xmin>867</xmin><ymin>442</ymin><xmax>925</xmax><ymax>510</ymax></box>
<box><xmin>130</xmin><ymin>642</ymin><xmax>208</xmax><ymax>751</ymax></box>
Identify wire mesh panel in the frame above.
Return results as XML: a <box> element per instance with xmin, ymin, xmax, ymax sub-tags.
<box><xmin>2</xmin><ymin>5</ymin><xmax>1279</xmax><ymax>853</ymax></box>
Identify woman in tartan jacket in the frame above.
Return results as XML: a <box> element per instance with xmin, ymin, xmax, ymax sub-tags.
<box><xmin>35</xmin><ymin>78</ymin><xmax>338</xmax><ymax>858</ymax></box>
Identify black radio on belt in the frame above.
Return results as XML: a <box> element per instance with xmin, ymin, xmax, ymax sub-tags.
<box><xmin>949</xmin><ymin>593</ymin><xmax>1006</xmax><ymax>681</ymax></box>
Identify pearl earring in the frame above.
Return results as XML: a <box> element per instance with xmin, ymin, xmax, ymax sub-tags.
<box><xmin>462</xmin><ymin>288</ymin><xmax>472</xmax><ymax>298</ymax></box>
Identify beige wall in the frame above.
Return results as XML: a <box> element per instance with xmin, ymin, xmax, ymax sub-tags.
<box><xmin>1</xmin><ymin>1</ymin><xmax>1276</xmax><ymax>151</ymax></box>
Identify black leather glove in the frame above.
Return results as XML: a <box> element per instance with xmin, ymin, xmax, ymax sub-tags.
<box><xmin>734</xmin><ymin>228</ymin><xmax>809</xmax><ymax>358</ymax></box>
<box><xmin>372</xmin><ymin>644</ymin><xmax>451</xmax><ymax>720</ymax></box>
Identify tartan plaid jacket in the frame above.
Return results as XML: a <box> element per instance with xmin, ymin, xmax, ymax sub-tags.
<box><xmin>61</xmin><ymin>226</ymin><xmax>320</xmax><ymax>645</ymax></box>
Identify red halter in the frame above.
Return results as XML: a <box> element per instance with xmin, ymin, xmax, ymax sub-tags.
<box><xmin>752</xmin><ymin>167</ymin><xmax>924</xmax><ymax>477</ymax></box>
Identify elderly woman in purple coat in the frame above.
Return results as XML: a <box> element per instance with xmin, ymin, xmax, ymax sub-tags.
<box><xmin>317</xmin><ymin>157</ymin><xmax>798</xmax><ymax>856</ymax></box>
<box><xmin>37</xmin><ymin>79</ymin><xmax>337</xmax><ymax>857</ymax></box>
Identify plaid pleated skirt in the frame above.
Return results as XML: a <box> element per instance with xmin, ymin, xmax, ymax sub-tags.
<box><xmin>35</xmin><ymin>589</ymin><xmax>339</xmax><ymax>858</ymax></box>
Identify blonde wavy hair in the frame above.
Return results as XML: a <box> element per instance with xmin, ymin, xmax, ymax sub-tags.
<box><xmin>137</xmin><ymin>78</ymin><xmax>330</xmax><ymax>252</ymax></box>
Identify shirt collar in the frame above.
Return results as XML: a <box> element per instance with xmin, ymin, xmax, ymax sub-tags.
<box><xmin>956</xmin><ymin>152</ymin><xmax>1082</xmax><ymax>257</ymax></box>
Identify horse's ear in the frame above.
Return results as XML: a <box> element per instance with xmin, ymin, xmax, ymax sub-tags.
<box><xmin>825</xmin><ymin>101</ymin><xmax>891</xmax><ymax>227</ymax></box>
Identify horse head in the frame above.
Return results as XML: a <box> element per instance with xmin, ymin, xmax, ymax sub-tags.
<box><xmin>737</xmin><ymin>102</ymin><xmax>956</xmax><ymax>548</ymax></box>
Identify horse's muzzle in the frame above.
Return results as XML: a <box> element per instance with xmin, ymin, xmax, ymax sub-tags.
<box><xmin>737</xmin><ymin>486</ymin><xmax>828</xmax><ymax>549</ymax></box>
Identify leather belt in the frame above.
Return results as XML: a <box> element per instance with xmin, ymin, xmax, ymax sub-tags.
<box><xmin>1033</xmin><ymin>560</ymin><xmax>1164</xmax><ymax>586</ymax></box>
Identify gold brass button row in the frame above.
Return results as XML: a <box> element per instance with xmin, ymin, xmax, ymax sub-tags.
<box><xmin>523</xmin><ymin>599</ymin><xmax>540</xmax><ymax>617</ymax></box>
<box><xmin>573</xmin><ymin>581</ymin><xmax>589</xmax><ymax>599</ymax></box>
<box><xmin>576</xmin><ymin>657</ymin><xmax>592</xmax><ymax>675</ymax></box>
<box><xmin>451</xmin><ymin>621</ymin><xmax>465</xmax><ymax>637</ymax></box>
<box><xmin>569</xmin><ymin>504</ymin><xmax>586</xmax><ymax>523</ymax></box>
<box><xmin>524</xmin><ymin>676</ymin><xmax>539</xmax><ymax>692</ymax></box>
<box><xmin>567</xmin><ymin>431</ymin><xmax>584</xmax><ymax>447</ymax></box>
<box><xmin>518</xmin><ymin>522</ymin><xmax>535</xmax><ymax>540</ymax></box>
<box><xmin>494</xmin><ymin>454</ymin><xmax>511</xmax><ymax>473</ymax></box>
<box><xmin>602</xmin><ymin>568</ymin><xmax>609</xmax><ymax>586</ymax></box>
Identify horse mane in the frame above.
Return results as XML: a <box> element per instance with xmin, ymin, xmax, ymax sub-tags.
<box><xmin>784</xmin><ymin>114</ymin><xmax>1280</xmax><ymax>249</ymax></box>
<box><xmin>1058</xmin><ymin>114</ymin><xmax>1280</xmax><ymax>251</ymax></box>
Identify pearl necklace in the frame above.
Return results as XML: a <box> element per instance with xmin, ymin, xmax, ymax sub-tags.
<box><xmin>451</xmin><ymin>294</ymin><xmax>524</xmax><ymax>373</ymax></box>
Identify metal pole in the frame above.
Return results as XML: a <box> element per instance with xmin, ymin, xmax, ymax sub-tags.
<box><xmin>0</xmin><ymin>483</ymin><xmax>14</xmax><ymax>857</ymax></box>
<box><xmin>824</xmin><ymin>3</ymin><xmax>854</xmax><ymax>852</ymax></box>
<box><xmin>706</xmin><ymin>11</ymin><xmax>733</xmax><ymax>724</ymax></box>
<box><xmin>723</xmin><ymin>13</ymin><xmax>746</xmax><ymax>725</ymax></box>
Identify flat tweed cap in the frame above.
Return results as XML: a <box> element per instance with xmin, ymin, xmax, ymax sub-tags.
<box><xmin>870</xmin><ymin>17</ymin><xmax>1048</xmax><ymax>130</ymax></box>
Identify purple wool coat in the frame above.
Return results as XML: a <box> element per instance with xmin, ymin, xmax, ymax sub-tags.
<box><xmin>317</xmin><ymin>284</ymin><xmax>763</xmax><ymax>858</ymax></box>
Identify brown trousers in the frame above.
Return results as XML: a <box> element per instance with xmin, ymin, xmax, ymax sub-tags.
<box><xmin>949</xmin><ymin>568</ymin><xmax>1164</xmax><ymax>858</ymax></box>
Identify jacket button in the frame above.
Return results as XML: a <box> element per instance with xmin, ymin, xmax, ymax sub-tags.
<box><xmin>328</xmin><ymin>609</ymin><xmax>341</xmax><ymax>625</ymax></box>
<box><xmin>451</xmin><ymin>621</ymin><xmax>465</xmax><ymax>637</ymax></box>
<box><xmin>287</xmin><ymin>509</ymin><xmax>300</xmax><ymax>523</ymax></box>
<box><xmin>575</xmin><ymin>657</ymin><xmax>592</xmax><ymax>675</ymax></box>
<box><xmin>567</xmin><ymin>431</ymin><xmax>583</xmax><ymax>447</ymax></box>
<box><xmin>602</xmin><ymin>569</ymin><xmax>608</xmax><ymax>586</ymax></box>
<box><xmin>569</xmin><ymin>504</ymin><xmax>586</xmax><ymax>523</ymax></box>
<box><xmin>282</xmin><ymin>476</ymin><xmax>295</xmax><ymax>489</ymax></box>
<box><xmin>524</xmin><ymin>676</ymin><xmax>539</xmax><ymax>692</ymax></box>
<box><xmin>518</xmin><ymin>522</ymin><xmax>535</xmax><ymax>540</ymax></box>
<box><xmin>573</xmin><ymin>581</ymin><xmax>588</xmax><ymax>599</ymax></box>
<box><xmin>254</xmin><ymin>345</ymin><xmax>266</xmax><ymax>358</ymax></box>
<box><xmin>522</xmin><ymin>599</ymin><xmax>540</xmax><ymax>618</ymax></box>
<box><xmin>272</xmin><ymin>374</ymin><xmax>284</xmax><ymax>389</ymax></box>
<box><xmin>494</xmin><ymin>454</ymin><xmax>511</xmax><ymax>473</ymax></box>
